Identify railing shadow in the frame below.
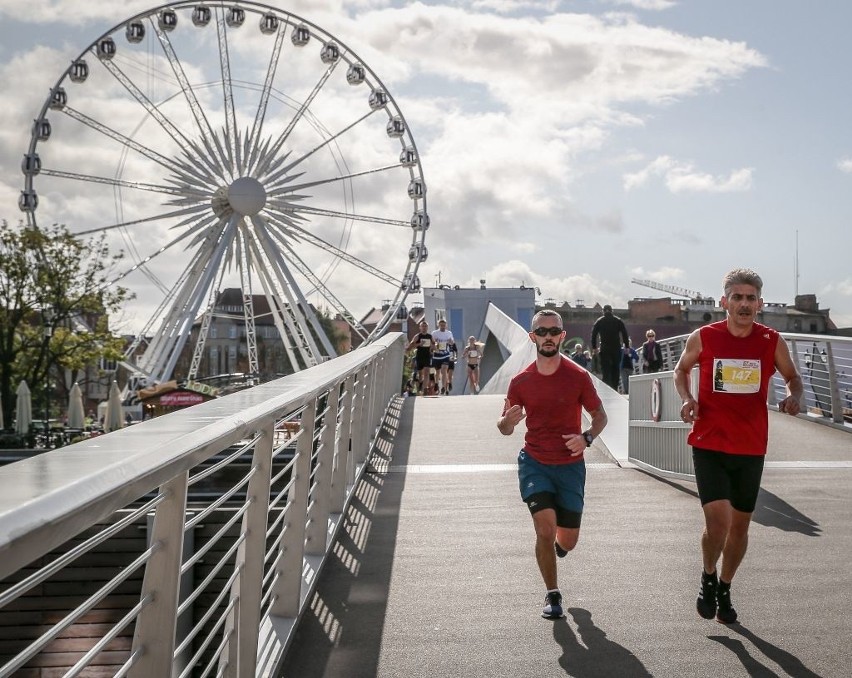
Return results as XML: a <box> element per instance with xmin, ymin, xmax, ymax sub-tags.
<box><xmin>639</xmin><ymin>472</ymin><xmax>821</xmax><ymax>537</ymax></box>
<box><xmin>552</xmin><ymin>607</ymin><xmax>652</xmax><ymax>677</ymax></box>
<box><xmin>708</xmin><ymin>624</ymin><xmax>823</xmax><ymax>678</ymax></box>
<box><xmin>277</xmin><ymin>396</ymin><xmax>412</xmax><ymax>678</ymax></box>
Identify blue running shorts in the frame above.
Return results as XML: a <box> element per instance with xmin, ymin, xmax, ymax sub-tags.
<box><xmin>517</xmin><ymin>449</ymin><xmax>586</xmax><ymax>514</ymax></box>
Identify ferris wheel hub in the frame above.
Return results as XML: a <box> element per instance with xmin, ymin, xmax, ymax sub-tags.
<box><xmin>227</xmin><ymin>177</ymin><xmax>267</xmax><ymax>216</ymax></box>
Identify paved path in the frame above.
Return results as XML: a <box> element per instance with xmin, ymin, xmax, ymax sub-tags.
<box><xmin>280</xmin><ymin>394</ymin><xmax>852</xmax><ymax>678</ymax></box>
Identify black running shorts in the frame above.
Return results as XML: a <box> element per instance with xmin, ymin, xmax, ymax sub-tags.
<box><xmin>692</xmin><ymin>447</ymin><xmax>765</xmax><ymax>513</ymax></box>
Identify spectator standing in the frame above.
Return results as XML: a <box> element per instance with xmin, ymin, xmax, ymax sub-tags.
<box><xmin>620</xmin><ymin>339</ymin><xmax>639</xmax><ymax>394</ymax></box>
<box><xmin>431</xmin><ymin>319</ymin><xmax>455</xmax><ymax>395</ymax></box>
<box><xmin>591</xmin><ymin>304</ymin><xmax>629</xmax><ymax>390</ymax></box>
<box><xmin>641</xmin><ymin>329</ymin><xmax>663</xmax><ymax>373</ymax></box>
<box><xmin>406</xmin><ymin>321</ymin><xmax>433</xmax><ymax>395</ymax></box>
<box><xmin>569</xmin><ymin>343</ymin><xmax>590</xmax><ymax>369</ymax></box>
<box><xmin>498</xmin><ymin>310</ymin><xmax>608</xmax><ymax>620</ymax></box>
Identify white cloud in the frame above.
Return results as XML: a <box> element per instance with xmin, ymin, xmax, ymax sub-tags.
<box><xmin>837</xmin><ymin>157</ymin><xmax>852</xmax><ymax>173</ymax></box>
<box><xmin>624</xmin><ymin>155</ymin><xmax>753</xmax><ymax>193</ymax></box>
<box><xmin>602</xmin><ymin>0</ymin><xmax>677</xmax><ymax>11</ymax></box>
<box><xmin>462</xmin><ymin>259</ymin><xmax>625</xmax><ymax>307</ymax></box>
<box><xmin>0</xmin><ymin>1</ymin><xmax>775</xmax><ymax>331</ymax></box>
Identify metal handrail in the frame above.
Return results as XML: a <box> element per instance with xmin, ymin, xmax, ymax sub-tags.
<box><xmin>0</xmin><ymin>333</ymin><xmax>404</xmax><ymax>677</ymax></box>
<box><xmin>656</xmin><ymin>331</ymin><xmax>851</xmax><ymax>428</ymax></box>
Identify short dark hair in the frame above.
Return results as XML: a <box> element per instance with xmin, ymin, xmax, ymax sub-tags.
<box><xmin>603</xmin><ymin>304</ymin><xmax>613</xmax><ymax>313</ymax></box>
<box><xmin>531</xmin><ymin>309</ymin><xmax>562</xmax><ymax>330</ymax></box>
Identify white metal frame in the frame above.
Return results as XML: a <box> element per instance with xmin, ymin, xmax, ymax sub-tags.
<box><xmin>0</xmin><ymin>333</ymin><xmax>404</xmax><ymax>678</ymax></box>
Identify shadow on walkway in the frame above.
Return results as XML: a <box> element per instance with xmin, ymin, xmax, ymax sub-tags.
<box><xmin>708</xmin><ymin>624</ymin><xmax>823</xmax><ymax>678</ymax></box>
<box><xmin>641</xmin><ymin>472</ymin><xmax>821</xmax><ymax>537</ymax></box>
<box><xmin>553</xmin><ymin>608</ymin><xmax>652</xmax><ymax>678</ymax></box>
<box><xmin>277</xmin><ymin>398</ymin><xmax>413</xmax><ymax>678</ymax></box>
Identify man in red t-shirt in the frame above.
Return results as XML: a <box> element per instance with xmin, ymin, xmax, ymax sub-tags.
<box><xmin>498</xmin><ymin>310</ymin><xmax>608</xmax><ymax>620</ymax></box>
<box><xmin>674</xmin><ymin>268</ymin><xmax>803</xmax><ymax>624</ymax></box>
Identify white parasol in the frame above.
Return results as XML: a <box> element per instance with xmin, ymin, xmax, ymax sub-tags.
<box><xmin>67</xmin><ymin>382</ymin><xmax>85</xmax><ymax>429</ymax></box>
<box><xmin>103</xmin><ymin>381</ymin><xmax>124</xmax><ymax>433</ymax></box>
<box><xmin>15</xmin><ymin>380</ymin><xmax>32</xmax><ymax>436</ymax></box>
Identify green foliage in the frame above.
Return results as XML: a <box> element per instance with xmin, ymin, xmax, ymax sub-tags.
<box><xmin>0</xmin><ymin>220</ymin><xmax>132</xmax><ymax>426</ymax></box>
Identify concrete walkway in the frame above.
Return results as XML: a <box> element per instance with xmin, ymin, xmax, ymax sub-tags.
<box><xmin>279</xmin><ymin>394</ymin><xmax>852</xmax><ymax>678</ymax></box>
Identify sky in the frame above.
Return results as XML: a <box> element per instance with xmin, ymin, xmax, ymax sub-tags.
<box><xmin>1</xmin><ymin>0</ymin><xmax>851</xmax><ymax>332</ymax></box>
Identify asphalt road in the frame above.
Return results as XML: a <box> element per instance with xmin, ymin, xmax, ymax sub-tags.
<box><xmin>279</xmin><ymin>394</ymin><xmax>852</xmax><ymax>678</ymax></box>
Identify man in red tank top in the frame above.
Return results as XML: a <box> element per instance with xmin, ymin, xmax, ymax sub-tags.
<box><xmin>674</xmin><ymin>268</ymin><xmax>803</xmax><ymax>625</ymax></box>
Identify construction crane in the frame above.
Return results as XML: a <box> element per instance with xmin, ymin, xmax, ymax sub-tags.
<box><xmin>631</xmin><ymin>278</ymin><xmax>712</xmax><ymax>301</ymax></box>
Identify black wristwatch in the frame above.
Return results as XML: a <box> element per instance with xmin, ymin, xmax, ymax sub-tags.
<box><xmin>582</xmin><ymin>431</ymin><xmax>594</xmax><ymax>447</ymax></box>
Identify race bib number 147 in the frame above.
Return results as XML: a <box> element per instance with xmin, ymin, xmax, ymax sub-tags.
<box><xmin>712</xmin><ymin>359</ymin><xmax>761</xmax><ymax>394</ymax></box>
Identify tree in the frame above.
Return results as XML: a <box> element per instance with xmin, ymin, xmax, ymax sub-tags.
<box><xmin>0</xmin><ymin>220</ymin><xmax>132</xmax><ymax>427</ymax></box>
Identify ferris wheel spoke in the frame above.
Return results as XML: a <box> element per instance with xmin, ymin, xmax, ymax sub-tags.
<box><xmin>271</xmin><ymin>203</ymin><xmax>409</xmax><ymax>228</ymax></box>
<box><xmin>265</xmin><ymin>109</ymin><xmax>374</xmax><ymax>184</ymax></box>
<box><xmin>254</xmin><ymin>61</ymin><xmax>340</xmax><ymax>179</ymax></box>
<box><xmin>106</xmin><ymin>214</ymin><xmax>219</xmax><ymax>297</ymax></box>
<box><xmin>39</xmin><ymin>168</ymin><xmax>187</xmax><ymax>196</ymax></box>
<box><xmin>215</xmin><ymin>7</ymin><xmax>239</xmax><ymax>173</ymax></box>
<box><xmin>265</xmin><ymin>213</ymin><xmax>399</xmax><ymax>286</ymax></box>
<box><xmin>75</xmin><ymin>204</ymin><xmax>210</xmax><ymax>237</ymax></box>
<box><xmin>96</xmin><ymin>55</ymin><xmax>227</xmax><ymax>182</ymax></box>
<box><xmin>273</xmin><ymin>239</ymin><xmax>370</xmax><ymax>341</ymax></box>
<box><xmin>247</xmin><ymin>236</ymin><xmax>323</xmax><ymax>366</ymax></box>
<box><xmin>141</xmin><ymin>222</ymin><xmax>235</xmax><ymax>380</ymax></box>
<box><xmin>61</xmin><ymin>106</ymin><xmax>176</xmax><ymax>172</ymax></box>
<box><xmin>271</xmin><ymin>164</ymin><xmax>403</xmax><ymax>194</ymax></box>
<box><xmin>251</xmin><ymin>219</ymin><xmax>334</xmax><ymax>358</ymax></box>
<box><xmin>150</xmin><ymin>17</ymin><xmax>231</xmax><ymax>172</ymax></box>
<box><xmin>245</xmin><ymin>23</ymin><xmax>287</xmax><ymax>176</ymax></box>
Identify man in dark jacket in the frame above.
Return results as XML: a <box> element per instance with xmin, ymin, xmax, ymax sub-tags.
<box><xmin>591</xmin><ymin>305</ymin><xmax>629</xmax><ymax>390</ymax></box>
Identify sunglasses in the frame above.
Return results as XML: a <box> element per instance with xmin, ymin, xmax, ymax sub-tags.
<box><xmin>532</xmin><ymin>326</ymin><xmax>563</xmax><ymax>337</ymax></box>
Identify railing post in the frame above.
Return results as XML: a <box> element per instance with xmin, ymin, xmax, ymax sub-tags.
<box><xmin>354</xmin><ymin>365</ymin><xmax>371</xmax><ymax>467</ymax></box>
<box><xmin>129</xmin><ymin>473</ymin><xmax>189</xmax><ymax>678</ymax></box>
<box><xmin>331</xmin><ymin>375</ymin><xmax>356</xmax><ymax>513</ymax></box>
<box><xmin>220</xmin><ymin>426</ymin><xmax>274</xmax><ymax>678</ymax></box>
<box><xmin>824</xmin><ymin>342</ymin><xmax>845</xmax><ymax>424</ymax></box>
<box><xmin>268</xmin><ymin>399</ymin><xmax>316</xmax><ymax>618</ymax></box>
<box><xmin>305</xmin><ymin>386</ymin><xmax>341</xmax><ymax>556</ymax></box>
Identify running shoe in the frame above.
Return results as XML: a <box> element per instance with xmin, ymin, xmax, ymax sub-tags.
<box><xmin>541</xmin><ymin>591</ymin><xmax>564</xmax><ymax>620</ymax></box>
<box><xmin>696</xmin><ymin>570</ymin><xmax>718</xmax><ymax>619</ymax></box>
<box><xmin>716</xmin><ymin>582</ymin><xmax>738</xmax><ymax>624</ymax></box>
<box><xmin>555</xmin><ymin>541</ymin><xmax>568</xmax><ymax>558</ymax></box>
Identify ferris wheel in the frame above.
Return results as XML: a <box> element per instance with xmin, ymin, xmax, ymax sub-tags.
<box><xmin>20</xmin><ymin>0</ymin><xmax>428</xmax><ymax>388</ymax></box>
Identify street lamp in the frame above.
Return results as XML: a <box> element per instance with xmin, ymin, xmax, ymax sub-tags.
<box><xmin>43</xmin><ymin>309</ymin><xmax>53</xmax><ymax>444</ymax></box>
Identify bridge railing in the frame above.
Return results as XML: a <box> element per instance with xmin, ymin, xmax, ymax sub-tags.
<box><xmin>630</xmin><ymin>332</ymin><xmax>852</xmax><ymax>478</ymax></box>
<box><xmin>0</xmin><ymin>333</ymin><xmax>404</xmax><ymax>678</ymax></box>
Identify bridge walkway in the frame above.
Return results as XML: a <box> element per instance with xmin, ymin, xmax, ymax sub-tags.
<box><xmin>279</xmin><ymin>394</ymin><xmax>852</xmax><ymax>678</ymax></box>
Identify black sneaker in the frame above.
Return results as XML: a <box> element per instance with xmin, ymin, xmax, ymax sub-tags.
<box><xmin>555</xmin><ymin>541</ymin><xmax>568</xmax><ymax>558</ymax></box>
<box><xmin>716</xmin><ymin>582</ymin><xmax>738</xmax><ymax>624</ymax></box>
<box><xmin>696</xmin><ymin>570</ymin><xmax>718</xmax><ymax>619</ymax></box>
<box><xmin>541</xmin><ymin>591</ymin><xmax>564</xmax><ymax>620</ymax></box>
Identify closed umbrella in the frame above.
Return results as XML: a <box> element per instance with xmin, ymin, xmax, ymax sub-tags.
<box><xmin>15</xmin><ymin>380</ymin><xmax>32</xmax><ymax>436</ymax></box>
<box><xmin>67</xmin><ymin>382</ymin><xmax>85</xmax><ymax>429</ymax></box>
<box><xmin>104</xmin><ymin>381</ymin><xmax>124</xmax><ymax>433</ymax></box>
